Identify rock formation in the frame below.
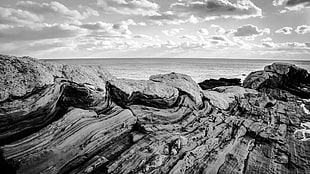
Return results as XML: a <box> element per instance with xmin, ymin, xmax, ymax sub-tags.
<box><xmin>1</xmin><ymin>54</ymin><xmax>310</xmax><ymax>174</ymax></box>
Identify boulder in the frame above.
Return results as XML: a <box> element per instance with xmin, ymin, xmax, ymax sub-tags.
<box><xmin>150</xmin><ymin>72</ymin><xmax>203</xmax><ymax>108</ymax></box>
<box><xmin>243</xmin><ymin>62</ymin><xmax>310</xmax><ymax>98</ymax></box>
<box><xmin>108</xmin><ymin>79</ymin><xmax>179</xmax><ymax>108</ymax></box>
<box><xmin>202</xmin><ymin>86</ymin><xmax>257</xmax><ymax>110</ymax></box>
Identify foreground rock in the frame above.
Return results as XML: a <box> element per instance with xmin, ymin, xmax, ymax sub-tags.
<box><xmin>1</xmin><ymin>55</ymin><xmax>310</xmax><ymax>174</ymax></box>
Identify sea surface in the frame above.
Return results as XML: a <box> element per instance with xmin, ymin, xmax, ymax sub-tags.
<box><xmin>46</xmin><ymin>58</ymin><xmax>310</xmax><ymax>83</ymax></box>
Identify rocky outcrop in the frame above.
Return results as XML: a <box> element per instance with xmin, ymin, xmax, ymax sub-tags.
<box><xmin>199</xmin><ymin>78</ymin><xmax>241</xmax><ymax>90</ymax></box>
<box><xmin>1</xmin><ymin>55</ymin><xmax>310</xmax><ymax>174</ymax></box>
<box><xmin>108</xmin><ymin>79</ymin><xmax>179</xmax><ymax>108</ymax></box>
<box><xmin>243</xmin><ymin>62</ymin><xmax>310</xmax><ymax>99</ymax></box>
<box><xmin>150</xmin><ymin>73</ymin><xmax>203</xmax><ymax>108</ymax></box>
<box><xmin>0</xmin><ymin>55</ymin><xmax>114</xmax><ymax>103</ymax></box>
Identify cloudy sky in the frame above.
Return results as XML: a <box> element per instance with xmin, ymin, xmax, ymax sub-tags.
<box><xmin>0</xmin><ymin>0</ymin><xmax>310</xmax><ymax>59</ymax></box>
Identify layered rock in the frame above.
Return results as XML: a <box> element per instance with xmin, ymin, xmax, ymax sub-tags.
<box><xmin>1</xmin><ymin>55</ymin><xmax>310</xmax><ymax>174</ymax></box>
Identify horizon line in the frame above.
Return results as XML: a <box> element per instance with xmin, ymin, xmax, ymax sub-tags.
<box><xmin>42</xmin><ymin>57</ymin><xmax>310</xmax><ymax>62</ymax></box>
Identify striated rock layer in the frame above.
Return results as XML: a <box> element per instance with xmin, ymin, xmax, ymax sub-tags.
<box><xmin>1</xmin><ymin>54</ymin><xmax>310</xmax><ymax>174</ymax></box>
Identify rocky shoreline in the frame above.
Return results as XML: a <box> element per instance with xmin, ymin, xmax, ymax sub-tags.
<box><xmin>1</xmin><ymin>54</ymin><xmax>310</xmax><ymax>174</ymax></box>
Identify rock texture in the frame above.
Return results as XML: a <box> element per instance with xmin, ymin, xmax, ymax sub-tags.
<box><xmin>243</xmin><ymin>62</ymin><xmax>310</xmax><ymax>99</ymax></box>
<box><xmin>1</xmin><ymin>55</ymin><xmax>310</xmax><ymax>174</ymax></box>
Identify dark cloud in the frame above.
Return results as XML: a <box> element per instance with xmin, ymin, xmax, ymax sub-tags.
<box><xmin>275</xmin><ymin>27</ymin><xmax>293</xmax><ymax>34</ymax></box>
<box><xmin>170</xmin><ymin>0</ymin><xmax>262</xmax><ymax>19</ymax></box>
<box><xmin>273</xmin><ymin>0</ymin><xmax>310</xmax><ymax>11</ymax></box>
<box><xmin>295</xmin><ymin>25</ymin><xmax>310</xmax><ymax>34</ymax></box>
<box><xmin>149</xmin><ymin>0</ymin><xmax>262</xmax><ymax>25</ymax></box>
<box><xmin>286</xmin><ymin>0</ymin><xmax>310</xmax><ymax>6</ymax></box>
<box><xmin>234</xmin><ymin>24</ymin><xmax>270</xmax><ymax>37</ymax></box>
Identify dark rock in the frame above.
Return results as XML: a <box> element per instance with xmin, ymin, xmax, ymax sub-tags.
<box><xmin>199</xmin><ymin>78</ymin><xmax>241</xmax><ymax>90</ymax></box>
<box><xmin>243</xmin><ymin>62</ymin><xmax>310</xmax><ymax>99</ymax></box>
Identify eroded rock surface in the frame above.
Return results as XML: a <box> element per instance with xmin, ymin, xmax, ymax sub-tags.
<box><xmin>1</xmin><ymin>55</ymin><xmax>310</xmax><ymax>174</ymax></box>
<box><xmin>243</xmin><ymin>62</ymin><xmax>310</xmax><ymax>99</ymax></box>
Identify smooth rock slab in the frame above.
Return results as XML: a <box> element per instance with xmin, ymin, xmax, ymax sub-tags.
<box><xmin>203</xmin><ymin>86</ymin><xmax>257</xmax><ymax>110</ymax></box>
<box><xmin>150</xmin><ymin>72</ymin><xmax>203</xmax><ymax>108</ymax></box>
<box><xmin>108</xmin><ymin>79</ymin><xmax>179</xmax><ymax>108</ymax></box>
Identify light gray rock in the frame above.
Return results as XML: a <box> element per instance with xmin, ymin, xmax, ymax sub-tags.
<box><xmin>150</xmin><ymin>72</ymin><xmax>203</xmax><ymax>108</ymax></box>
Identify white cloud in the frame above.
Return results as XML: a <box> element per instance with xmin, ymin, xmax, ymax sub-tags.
<box><xmin>162</xmin><ymin>28</ymin><xmax>183</xmax><ymax>36</ymax></box>
<box><xmin>149</xmin><ymin>0</ymin><xmax>262</xmax><ymax>25</ymax></box>
<box><xmin>179</xmin><ymin>35</ymin><xmax>198</xmax><ymax>40</ymax></box>
<box><xmin>198</xmin><ymin>28</ymin><xmax>209</xmax><ymax>35</ymax></box>
<box><xmin>80</xmin><ymin>21</ymin><xmax>133</xmax><ymax>38</ymax></box>
<box><xmin>0</xmin><ymin>6</ymin><xmax>42</xmax><ymax>24</ymax></box>
<box><xmin>211</xmin><ymin>24</ymin><xmax>227</xmax><ymax>34</ymax></box>
<box><xmin>170</xmin><ymin>0</ymin><xmax>262</xmax><ymax>19</ymax></box>
<box><xmin>262</xmin><ymin>42</ymin><xmax>277</xmax><ymax>48</ymax></box>
<box><xmin>120</xmin><ymin>19</ymin><xmax>147</xmax><ymax>26</ymax></box>
<box><xmin>0</xmin><ymin>23</ymin><xmax>86</xmax><ymax>41</ymax></box>
<box><xmin>233</xmin><ymin>24</ymin><xmax>270</xmax><ymax>37</ymax></box>
<box><xmin>97</xmin><ymin>0</ymin><xmax>159</xmax><ymax>16</ymax></box>
<box><xmin>208</xmin><ymin>35</ymin><xmax>235</xmax><ymax>46</ymax></box>
<box><xmin>295</xmin><ymin>25</ymin><xmax>310</xmax><ymax>34</ymax></box>
<box><xmin>134</xmin><ymin>34</ymin><xmax>153</xmax><ymax>40</ymax></box>
<box><xmin>273</xmin><ymin>0</ymin><xmax>287</xmax><ymax>6</ymax></box>
<box><xmin>16</xmin><ymin>1</ymin><xmax>99</xmax><ymax>20</ymax></box>
<box><xmin>261</xmin><ymin>37</ymin><xmax>273</xmax><ymax>41</ymax></box>
<box><xmin>261</xmin><ymin>41</ymin><xmax>309</xmax><ymax>49</ymax></box>
<box><xmin>275</xmin><ymin>27</ymin><xmax>293</xmax><ymax>34</ymax></box>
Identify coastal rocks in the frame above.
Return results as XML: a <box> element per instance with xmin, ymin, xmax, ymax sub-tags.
<box><xmin>2</xmin><ymin>107</ymin><xmax>136</xmax><ymax>174</ymax></box>
<box><xmin>150</xmin><ymin>72</ymin><xmax>203</xmax><ymax>108</ymax></box>
<box><xmin>243</xmin><ymin>62</ymin><xmax>310</xmax><ymax>99</ymax></box>
<box><xmin>202</xmin><ymin>86</ymin><xmax>256</xmax><ymax>110</ymax></box>
<box><xmin>0</xmin><ymin>54</ymin><xmax>114</xmax><ymax>103</ymax></box>
<box><xmin>199</xmin><ymin>78</ymin><xmax>241</xmax><ymax>90</ymax></box>
<box><xmin>60</xmin><ymin>64</ymin><xmax>115</xmax><ymax>90</ymax></box>
<box><xmin>1</xmin><ymin>55</ymin><xmax>310</xmax><ymax>174</ymax></box>
<box><xmin>0</xmin><ymin>84</ymin><xmax>65</xmax><ymax>145</ymax></box>
<box><xmin>108</xmin><ymin>79</ymin><xmax>179</xmax><ymax>108</ymax></box>
<box><xmin>0</xmin><ymin>55</ymin><xmax>58</xmax><ymax>103</ymax></box>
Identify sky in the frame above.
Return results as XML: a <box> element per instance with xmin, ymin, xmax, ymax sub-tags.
<box><xmin>0</xmin><ymin>0</ymin><xmax>310</xmax><ymax>59</ymax></box>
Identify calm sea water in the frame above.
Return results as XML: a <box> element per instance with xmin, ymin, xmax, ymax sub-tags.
<box><xmin>46</xmin><ymin>58</ymin><xmax>310</xmax><ymax>83</ymax></box>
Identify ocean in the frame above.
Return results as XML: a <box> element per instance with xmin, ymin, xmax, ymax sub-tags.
<box><xmin>46</xmin><ymin>58</ymin><xmax>310</xmax><ymax>83</ymax></box>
